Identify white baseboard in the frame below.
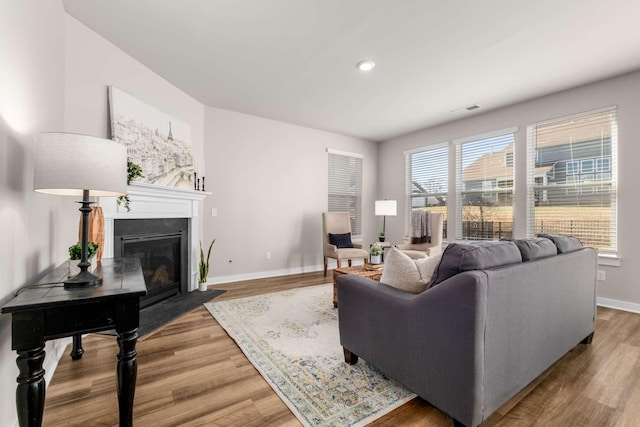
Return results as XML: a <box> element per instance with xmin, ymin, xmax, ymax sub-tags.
<box><xmin>43</xmin><ymin>336</ymin><xmax>73</xmax><ymax>389</ymax></box>
<box><xmin>207</xmin><ymin>258</ymin><xmax>369</xmax><ymax>286</ymax></box>
<box><xmin>597</xmin><ymin>297</ymin><xmax>640</xmax><ymax>314</ymax></box>
<box><xmin>208</xmin><ymin>264</ymin><xmax>328</xmax><ymax>285</ymax></box>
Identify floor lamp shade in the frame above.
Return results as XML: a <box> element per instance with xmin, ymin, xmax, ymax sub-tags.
<box><xmin>34</xmin><ymin>133</ymin><xmax>127</xmax><ymax>197</ymax></box>
<box><xmin>374</xmin><ymin>200</ymin><xmax>397</xmax><ymax>217</ymax></box>
<box><xmin>375</xmin><ymin>200</ymin><xmax>397</xmax><ymax>240</ymax></box>
<box><xmin>33</xmin><ymin>132</ymin><xmax>127</xmax><ymax>288</ymax></box>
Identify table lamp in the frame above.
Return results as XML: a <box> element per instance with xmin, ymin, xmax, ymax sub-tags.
<box><xmin>33</xmin><ymin>133</ymin><xmax>127</xmax><ymax>288</ymax></box>
<box><xmin>375</xmin><ymin>200</ymin><xmax>397</xmax><ymax>238</ymax></box>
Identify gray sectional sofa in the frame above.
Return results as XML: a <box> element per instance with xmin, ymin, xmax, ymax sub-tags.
<box><xmin>337</xmin><ymin>237</ymin><xmax>597</xmax><ymax>427</ymax></box>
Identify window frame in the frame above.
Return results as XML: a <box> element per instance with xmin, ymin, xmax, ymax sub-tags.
<box><xmin>454</xmin><ymin>127</ymin><xmax>517</xmax><ymax>241</ymax></box>
<box><xmin>404</xmin><ymin>142</ymin><xmax>449</xmax><ymax>240</ymax></box>
<box><xmin>327</xmin><ymin>148</ymin><xmax>363</xmax><ymax>239</ymax></box>
<box><xmin>526</xmin><ymin>106</ymin><xmax>618</xmax><ymax>256</ymax></box>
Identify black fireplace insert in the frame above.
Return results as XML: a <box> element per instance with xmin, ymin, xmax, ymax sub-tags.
<box><xmin>114</xmin><ymin>218</ymin><xmax>188</xmax><ymax>308</ymax></box>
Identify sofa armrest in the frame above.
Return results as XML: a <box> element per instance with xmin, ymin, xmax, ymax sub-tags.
<box><xmin>337</xmin><ymin>272</ymin><xmax>488</xmax><ymax>426</ymax></box>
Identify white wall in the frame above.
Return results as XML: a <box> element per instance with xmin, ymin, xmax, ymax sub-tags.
<box><xmin>0</xmin><ymin>1</ymin><xmax>71</xmax><ymax>425</ymax></box>
<box><xmin>203</xmin><ymin>107</ymin><xmax>378</xmax><ymax>283</ymax></box>
<box><xmin>379</xmin><ymin>70</ymin><xmax>640</xmax><ymax>309</ymax></box>
<box><xmin>63</xmin><ymin>14</ymin><xmax>206</xmax><ymax>175</ymax></box>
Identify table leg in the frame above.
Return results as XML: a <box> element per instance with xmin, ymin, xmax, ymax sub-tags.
<box><xmin>116</xmin><ymin>329</ymin><xmax>139</xmax><ymax>427</ymax></box>
<box><xmin>16</xmin><ymin>347</ymin><xmax>46</xmax><ymax>427</ymax></box>
<box><xmin>70</xmin><ymin>334</ymin><xmax>84</xmax><ymax>360</ymax></box>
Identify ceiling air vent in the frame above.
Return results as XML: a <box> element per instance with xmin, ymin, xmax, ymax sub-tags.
<box><xmin>465</xmin><ymin>104</ymin><xmax>480</xmax><ymax>111</ymax></box>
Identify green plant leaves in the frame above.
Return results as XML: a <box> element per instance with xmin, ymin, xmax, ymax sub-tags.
<box><xmin>199</xmin><ymin>239</ymin><xmax>216</xmax><ymax>283</ymax></box>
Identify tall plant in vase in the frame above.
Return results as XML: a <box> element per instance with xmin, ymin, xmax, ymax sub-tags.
<box><xmin>198</xmin><ymin>239</ymin><xmax>215</xmax><ymax>291</ymax></box>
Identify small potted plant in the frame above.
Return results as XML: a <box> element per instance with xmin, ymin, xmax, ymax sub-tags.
<box><xmin>198</xmin><ymin>239</ymin><xmax>215</xmax><ymax>291</ymax></box>
<box><xmin>68</xmin><ymin>242</ymin><xmax>99</xmax><ymax>277</ymax></box>
<box><xmin>379</xmin><ymin>231</ymin><xmax>385</xmax><ymax>242</ymax></box>
<box><xmin>370</xmin><ymin>242</ymin><xmax>383</xmax><ymax>265</ymax></box>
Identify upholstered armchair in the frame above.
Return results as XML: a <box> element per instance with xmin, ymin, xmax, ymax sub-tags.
<box><xmin>322</xmin><ymin>212</ymin><xmax>368</xmax><ymax>275</ymax></box>
<box><xmin>396</xmin><ymin>212</ymin><xmax>444</xmax><ymax>259</ymax></box>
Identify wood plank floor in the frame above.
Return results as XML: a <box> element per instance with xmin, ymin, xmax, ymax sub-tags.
<box><xmin>42</xmin><ymin>271</ymin><xmax>640</xmax><ymax>426</ymax></box>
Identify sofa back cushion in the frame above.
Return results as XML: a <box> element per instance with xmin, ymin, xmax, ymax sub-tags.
<box><xmin>537</xmin><ymin>233</ymin><xmax>584</xmax><ymax>254</ymax></box>
<box><xmin>506</xmin><ymin>237</ymin><xmax>557</xmax><ymax>261</ymax></box>
<box><xmin>431</xmin><ymin>241</ymin><xmax>523</xmax><ymax>286</ymax></box>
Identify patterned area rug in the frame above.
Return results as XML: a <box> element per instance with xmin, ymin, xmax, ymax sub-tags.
<box><xmin>204</xmin><ymin>283</ymin><xmax>415</xmax><ymax>427</ymax></box>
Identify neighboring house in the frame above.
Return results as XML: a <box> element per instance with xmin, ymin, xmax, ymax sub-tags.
<box><xmin>463</xmin><ymin>131</ymin><xmax>612</xmax><ymax>208</ymax></box>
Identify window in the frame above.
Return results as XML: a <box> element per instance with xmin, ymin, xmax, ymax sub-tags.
<box><xmin>455</xmin><ymin>128</ymin><xmax>516</xmax><ymax>241</ymax></box>
<box><xmin>328</xmin><ymin>149</ymin><xmax>363</xmax><ymax>237</ymax></box>
<box><xmin>566</xmin><ymin>161</ymin><xmax>579</xmax><ymax>175</ymax></box>
<box><xmin>580</xmin><ymin>159</ymin><xmax>594</xmax><ymax>174</ymax></box>
<box><xmin>596</xmin><ymin>157</ymin><xmax>610</xmax><ymax>172</ymax></box>
<box><xmin>405</xmin><ymin>143</ymin><xmax>448</xmax><ymax>238</ymax></box>
<box><xmin>505</xmin><ymin>152</ymin><xmax>514</xmax><ymax>167</ymax></box>
<box><xmin>526</xmin><ymin>107</ymin><xmax>617</xmax><ymax>254</ymax></box>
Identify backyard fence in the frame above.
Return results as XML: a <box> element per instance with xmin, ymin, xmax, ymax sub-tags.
<box><xmin>442</xmin><ymin>219</ymin><xmax>612</xmax><ymax>250</ymax></box>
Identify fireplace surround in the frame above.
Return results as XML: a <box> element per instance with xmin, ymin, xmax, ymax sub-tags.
<box><xmin>99</xmin><ymin>182</ymin><xmax>209</xmax><ymax>295</ymax></box>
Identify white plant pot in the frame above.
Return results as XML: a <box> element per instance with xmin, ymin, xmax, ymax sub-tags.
<box><xmin>370</xmin><ymin>255</ymin><xmax>381</xmax><ymax>265</ymax></box>
<box><xmin>198</xmin><ymin>282</ymin><xmax>208</xmax><ymax>292</ymax></box>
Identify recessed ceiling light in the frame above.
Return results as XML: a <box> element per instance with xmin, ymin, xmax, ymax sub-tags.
<box><xmin>356</xmin><ymin>60</ymin><xmax>375</xmax><ymax>72</ymax></box>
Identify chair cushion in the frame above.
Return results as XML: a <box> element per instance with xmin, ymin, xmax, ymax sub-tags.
<box><xmin>329</xmin><ymin>232</ymin><xmax>353</xmax><ymax>248</ymax></box>
<box><xmin>431</xmin><ymin>241</ymin><xmax>522</xmax><ymax>286</ymax></box>
<box><xmin>380</xmin><ymin>248</ymin><xmax>430</xmax><ymax>294</ymax></box>
<box><xmin>537</xmin><ymin>233</ymin><xmax>584</xmax><ymax>254</ymax></box>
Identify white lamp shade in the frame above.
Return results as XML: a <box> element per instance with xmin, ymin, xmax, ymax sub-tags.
<box><xmin>375</xmin><ymin>200</ymin><xmax>397</xmax><ymax>216</ymax></box>
<box><xmin>34</xmin><ymin>133</ymin><xmax>127</xmax><ymax>197</ymax></box>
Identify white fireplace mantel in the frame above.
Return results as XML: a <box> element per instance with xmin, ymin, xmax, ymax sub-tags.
<box><xmin>99</xmin><ymin>182</ymin><xmax>210</xmax><ymax>292</ymax></box>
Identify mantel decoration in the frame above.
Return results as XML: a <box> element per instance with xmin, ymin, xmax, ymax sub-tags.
<box><xmin>198</xmin><ymin>239</ymin><xmax>216</xmax><ymax>291</ymax></box>
<box><xmin>33</xmin><ymin>132</ymin><xmax>127</xmax><ymax>288</ymax></box>
<box><xmin>109</xmin><ymin>86</ymin><xmax>195</xmax><ymax>189</ymax></box>
<box><xmin>117</xmin><ymin>159</ymin><xmax>144</xmax><ymax>212</ymax></box>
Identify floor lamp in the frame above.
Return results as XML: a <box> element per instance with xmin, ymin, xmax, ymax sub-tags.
<box><xmin>33</xmin><ymin>133</ymin><xmax>127</xmax><ymax>288</ymax></box>
<box><xmin>375</xmin><ymin>200</ymin><xmax>397</xmax><ymax>241</ymax></box>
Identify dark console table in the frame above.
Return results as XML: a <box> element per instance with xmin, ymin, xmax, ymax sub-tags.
<box><xmin>1</xmin><ymin>257</ymin><xmax>147</xmax><ymax>427</ymax></box>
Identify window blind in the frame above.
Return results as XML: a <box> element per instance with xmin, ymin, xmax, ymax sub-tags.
<box><xmin>405</xmin><ymin>143</ymin><xmax>448</xmax><ymax>238</ymax></box>
<box><xmin>328</xmin><ymin>149</ymin><xmax>363</xmax><ymax>237</ymax></box>
<box><xmin>526</xmin><ymin>107</ymin><xmax>617</xmax><ymax>254</ymax></box>
<box><xmin>455</xmin><ymin>128</ymin><xmax>516</xmax><ymax>240</ymax></box>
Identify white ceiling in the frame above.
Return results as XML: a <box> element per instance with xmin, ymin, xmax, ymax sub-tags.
<box><xmin>62</xmin><ymin>0</ymin><xmax>640</xmax><ymax>142</ymax></box>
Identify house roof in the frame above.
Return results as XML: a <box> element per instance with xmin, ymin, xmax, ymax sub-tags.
<box><xmin>463</xmin><ymin>145</ymin><xmax>554</xmax><ymax>182</ymax></box>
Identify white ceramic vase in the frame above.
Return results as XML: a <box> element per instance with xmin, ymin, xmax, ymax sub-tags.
<box><xmin>370</xmin><ymin>255</ymin><xmax>381</xmax><ymax>265</ymax></box>
<box><xmin>198</xmin><ymin>282</ymin><xmax>208</xmax><ymax>292</ymax></box>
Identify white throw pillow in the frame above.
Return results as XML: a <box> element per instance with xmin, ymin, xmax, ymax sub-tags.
<box><xmin>381</xmin><ymin>248</ymin><xmax>429</xmax><ymax>294</ymax></box>
<box><xmin>415</xmin><ymin>253</ymin><xmax>442</xmax><ymax>288</ymax></box>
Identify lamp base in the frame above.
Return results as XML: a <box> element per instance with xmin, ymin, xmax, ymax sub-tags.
<box><xmin>64</xmin><ymin>270</ymin><xmax>103</xmax><ymax>288</ymax></box>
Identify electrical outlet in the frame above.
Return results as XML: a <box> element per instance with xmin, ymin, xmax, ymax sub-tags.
<box><xmin>266</xmin><ymin>251</ymin><xmax>271</xmax><ymax>260</ymax></box>
<box><xmin>597</xmin><ymin>270</ymin><xmax>606</xmax><ymax>281</ymax></box>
